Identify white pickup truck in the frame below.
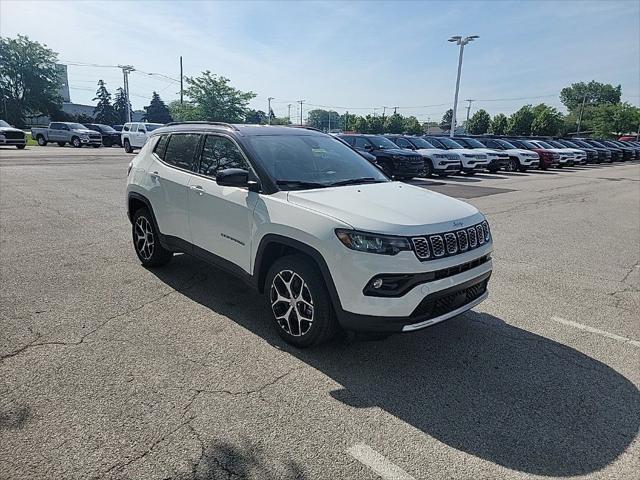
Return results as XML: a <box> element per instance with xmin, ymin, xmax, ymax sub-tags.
<box><xmin>31</xmin><ymin>122</ymin><xmax>102</xmax><ymax>148</ymax></box>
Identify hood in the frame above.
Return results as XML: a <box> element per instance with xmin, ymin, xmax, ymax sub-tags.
<box><xmin>415</xmin><ymin>148</ymin><xmax>460</xmax><ymax>158</ymax></box>
<box><xmin>286</xmin><ymin>181</ymin><xmax>482</xmax><ymax>236</ymax></box>
<box><xmin>469</xmin><ymin>148</ymin><xmax>506</xmax><ymax>157</ymax></box>
<box><xmin>505</xmin><ymin>148</ymin><xmax>538</xmax><ymax>157</ymax></box>
<box><xmin>375</xmin><ymin>147</ymin><xmax>421</xmax><ymax>158</ymax></box>
<box><xmin>71</xmin><ymin>128</ymin><xmax>98</xmax><ymax>134</ymax></box>
<box><xmin>0</xmin><ymin>126</ymin><xmax>23</xmax><ymax>133</ymax></box>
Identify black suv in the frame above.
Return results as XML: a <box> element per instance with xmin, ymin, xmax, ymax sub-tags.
<box><xmin>338</xmin><ymin>134</ymin><xmax>424</xmax><ymax>179</ymax></box>
<box><xmin>84</xmin><ymin>123</ymin><xmax>121</xmax><ymax>147</ymax></box>
<box><xmin>568</xmin><ymin>139</ymin><xmax>611</xmax><ymax>163</ymax></box>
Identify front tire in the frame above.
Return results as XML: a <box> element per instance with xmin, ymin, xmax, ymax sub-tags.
<box><xmin>423</xmin><ymin>159</ymin><xmax>433</xmax><ymax>177</ymax></box>
<box><xmin>124</xmin><ymin>139</ymin><xmax>133</xmax><ymax>153</ymax></box>
<box><xmin>505</xmin><ymin>158</ymin><xmax>518</xmax><ymax>172</ymax></box>
<box><xmin>132</xmin><ymin>208</ymin><xmax>173</xmax><ymax>267</ymax></box>
<box><xmin>71</xmin><ymin>136</ymin><xmax>82</xmax><ymax>148</ymax></box>
<box><xmin>265</xmin><ymin>255</ymin><xmax>338</xmax><ymax>347</ymax></box>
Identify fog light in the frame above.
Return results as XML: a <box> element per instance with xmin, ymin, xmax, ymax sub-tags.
<box><xmin>372</xmin><ymin>278</ymin><xmax>383</xmax><ymax>289</ymax></box>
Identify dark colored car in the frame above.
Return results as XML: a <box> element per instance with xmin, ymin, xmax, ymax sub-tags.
<box><xmin>451</xmin><ymin>136</ymin><xmax>510</xmax><ymax>172</ymax></box>
<box><xmin>113</xmin><ymin>125</ymin><xmax>124</xmax><ymax>132</ymax></box>
<box><xmin>338</xmin><ymin>134</ymin><xmax>424</xmax><ymax>179</ymax></box>
<box><xmin>504</xmin><ymin>138</ymin><xmax>560</xmax><ymax>170</ymax></box>
<box><xmin>598</xmin><ymin>140</ymin><xmax>633</xmax><ymax>161</ymax></box>
<box><xmin>555</xmin><ymin>139</ymin><xmax>599</xmax><ymax>164</ymax></box>
<box><xmin>384</xmin><ymin>135</ymin><xmax>461</xmax><ymax>176</ymax></box>
<box><xmin>476</xmin><ymin>137</ymin><xmax>541</xmax><ymax>171</ymax></box>
<box><xmin>568</xmin><ymin>139</ymin><xmax>611</xmax><ymax>163</ymax></box>
<box><xmin>85</xmin><ymin>123</ymin><xmax>121</xmax><ymax>147</ymax></box>
<box><xmin>582</xmin><ymin>139</ymin><xmax>623</xmax><ymax>161</ymax></box>
<box><xmin>607</xmin><ymin>139</ymin><xmax>639</xmax><ymax>160</ymax></box>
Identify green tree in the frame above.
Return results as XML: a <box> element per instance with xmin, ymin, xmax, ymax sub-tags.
<box><xmin>0</xmin><ymin>35</ymin><xmax>62</xmax><ymax>127</ymax></box>
<box><xmin>245</xmin><ymin>109</ymin><xmax>267</xmax><ymax>124</ymax></box>
<box><xmin>384</xmin><ymin>113</ymin><xmax>405</xmax><ymax>133</ymax></box>
<box><xmin>404</xmin><ymin>116</ymin><xmax>423</xmax><ymax>135</ymax></box>
<box><xmin>113</xmin><ymin>87</ymin><xmax>132</xmax><ymax>124</ymax></box>
<box><xmin>143</xmin><ymin>91</ymin><xmax>173</xmax><ymax>123</ymax></box>
<box><xmin>168</xmin><ymin>100</ymin><xmax>202</xmax><ymax>121</ymax></box>
<box><xmin>506</xmin><ymin>105</ymin><xmax>535</xmax><ymax>135</ymax></box>
<box><xmin>183</xmin><ymin>71</ymin><xmax>255</xmax><ymax>122</ymax></box>
<box><xmin>489</xmin><ymin>113</ymin><xmax>508</xmax><ymax>135</ymax></box>
<box><xmin>530</xmin><ymin>104</ymin><xmax>563</xmax><ymax>136</ymax></box>
<box><xmin>93</xmin><ymin>80</ymin><xmax>117</xmax><ymax>125</ymax></box>
<box><xmin>466</xmin><ymin>109</ymin><xmax>491</xmax><ymax>134</ymax></box>
<box><xmin>270</xmin><ymin>116</ymin><xmax>291</xmax><ymax>125</ymax></box>
<box><xmin>440</xmin><ymin>109</ymin><xmax>453</xmax><ymax>130</ymax></box>
<box><xmin>365</xmin><ymin>114</ymin><xmax>384</xmax><ymax>134</ymax></box>
<box><xmin>592</xmin><ymin>103</ymin><xmax>640</xmax><ymax>138</ymax></box>
<box><xmin>306</xmin><ymin>109</ymin><xmax>340</xmax><ymax>131</ymax></box>
<box><xmin>560</xmin><ymin>81</ymin><xmax>622</xmax><ymax>113</ymax></box>
<box><xmin>353</xmin><ymin>116</ymin><xmax>368</xmax><ymax>133</ymax></box>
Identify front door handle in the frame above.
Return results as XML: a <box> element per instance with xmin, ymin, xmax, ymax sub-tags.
<box><xmin>190</xmin><ymin>185</ymin><xmax>204</xmax><ymax>195</ymax></box>
<box><xmin>150</xmin><ymin>171</ymin><xmax>159</xmax><ymax>178</ymax></box>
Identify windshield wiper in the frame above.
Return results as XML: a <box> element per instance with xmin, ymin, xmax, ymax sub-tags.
<box><xmin>276</xmin><ymin>180</ymin><xmax>327</xmax><ymax>190</ymax></box>
<box><xmin>327</xmin><ymin>177</ymin><xmax>385</xmax><ymax>187</ymax></box>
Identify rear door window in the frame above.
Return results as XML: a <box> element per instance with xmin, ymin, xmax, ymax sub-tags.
<box><xmin>163</xmin><ymin>133</ymin><xmax>200</xmax><ymax>170</ymax></box>
<box><xmin>395</xmin><ymin>138</ymin><xmax>413</xmax><ymax>148</ymax></box>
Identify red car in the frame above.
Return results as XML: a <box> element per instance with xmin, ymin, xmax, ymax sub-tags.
<box><xmin>505</xmin><ymin>138</ymin><xmax>560</xmax><ymax>170</ymax></box>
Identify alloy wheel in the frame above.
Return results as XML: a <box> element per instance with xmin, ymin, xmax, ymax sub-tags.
<box><xmin>270</xmin><ymin>270</ymin><xmax>314</xmax><ymax>336</ymax></box>
<box><xmin>134</xmin><ymin>216</ymin><xmax>155</xmax><ymax>260</ymax></box>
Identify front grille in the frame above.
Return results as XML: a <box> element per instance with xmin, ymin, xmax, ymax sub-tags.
<box><xmin>410</xmin><ymin>275</ymin><xmax>489</xmax><ymax>319</ymax></box>
<box><xmin>3</xmin><ymin>131</ymin><xmax>24</xmax><ymax>140</ymax></box>
<box><xmin>412</xmin><ymin>221</ymin><xmax>490</xmax><ymax>261</ymax></box>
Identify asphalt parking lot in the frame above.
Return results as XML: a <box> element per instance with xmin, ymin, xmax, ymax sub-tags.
<box><xmin>1</xmin><ymin>145</ymin><xmax>639</xmax><ymax>480</ymax></box>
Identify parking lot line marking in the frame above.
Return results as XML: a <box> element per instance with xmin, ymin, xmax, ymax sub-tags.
<box><xmin>551</xmin><ymin>316</ymin><xmax>640</xmax><ymax>348</ymax></box>
<box><xmin>347</xmin><ymin>443</ymin><xmax>416</xmax><ymax>480</ymax></box>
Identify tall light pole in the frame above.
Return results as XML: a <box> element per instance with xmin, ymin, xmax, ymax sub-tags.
<box><xmin>448</xmin><ymin>35</ymin><xmax>478</xmax><ymax>137</ymax></box>
<box><xmin>298</xmin><ymin>100</ymin><xmax>305</xmax><ymax>125</ymax></box>
<box><xmin>267</xmin><ymin>97</ymin><xmax>274</xmax><ymax>125</ymax></box>
<box><xmin>118</xmin><ymin>65</ymin><xmax>135</xmax><ymax>123</ymax></box>
<box><xmin>465</xmin><ymin>99</ymin><xmax>474</xmax><ymax>124</ymax></box>
<box><xmin>287</xmin><ymin>103</ymin><xmax>292</xmax><ymax>123</ymax></box>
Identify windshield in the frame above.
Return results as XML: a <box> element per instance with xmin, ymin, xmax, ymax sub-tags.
<box><xmin>573</xmin><ymin>140</ymin><xmax>591</xmax><ymax>148</ymax></box>
<box><xmin>68</xmin><ymin>123</ymin><xmax>87</xmax><ymax>130</ymax></box>
<box><xmin>246</xmin><ymin>134</ymin><xmax>389</xmax><ymax>190</ymax></box>
<box><xmin>496</xmin><ymin>139</ymin><xmax>516</xmax><ymax>149</ymax></box>
<box><xmin>457</xmin><ymin>138</ymin><xmax>485</xmax><ymax>148</ymax></box>
<box><xmin>144</xmin><ymin>124</ymin><xmax>163</xmax><ymax>132</ymax></box>
<box><xmin>407</xmin><ymin>137</ymin><xmax>436</xmax><ymax>149</ymax></box>
<box><xmin>433</xmin><ymin>137</ymin><xmax>464</xmax><ymax>149</ymax></box>
<box><xmin>534</xmin><ymin>140</ymin><xmax>553</xmax><ymax>149</ymax></box>
<box><xmin>0</xmin><ymin>120</ymin><xmax>10</xmax><ymax>128</ymax></box>
<box><xmin>547</xmin><ymin>140</ymin><xmax>565</xmax><ymax>148</ymax></box>
<box><xmin>98</xmin><ymin>124</ymin><xmax>116</xmax><ymax>133</ymax></box>
<box><xmin>589</xmin><ymin>140</ymin><xmax>607</xmax><ymax>148</ymax></box>
<box><xmin>367</xmin><ymin>136</ymin><xmax>399</xmax><ymax>149</ymax></box>
<box><xmin>561</xmin><ymin>140</ymin><xmax>579</xmax><ymax>148</ymax></box>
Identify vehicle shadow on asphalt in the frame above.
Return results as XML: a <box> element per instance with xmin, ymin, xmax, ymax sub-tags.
<box><xmin>151</xmin><ymin>255</ymin><xmax>640</xmax><ymax>477</ymax></box>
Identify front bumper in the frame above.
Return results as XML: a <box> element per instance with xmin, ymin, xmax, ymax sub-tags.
<box><xmin>338</xmin><ymin>270</ymin><xmax>491</xmax><ymax>333</ymax></box>
<box><xmin>433</xmin><ymin>161</ymin><xmax>462</xmax><ymax>172</ymax></box>
<box><xmin>487</xmin><ymin>158</ymin><xmax>510</xmax><ymax>170</ymax></box>
<box><xmin>0</xmin><ymin>137</ymin><xmax>26</xmax><ymax>146</ymax></box>
<box><xmin>394</xmin><ymin>161</ymin><xmax>425</xmax><ymax>177</ymax></box>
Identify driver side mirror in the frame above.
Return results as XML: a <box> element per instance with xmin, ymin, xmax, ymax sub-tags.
<box><xmin>364</xmin><ymin>144</ymin><xmax>373</xmax><ymax>151</ymax></box>
<box><xmin>216</xmin><ymin>168</ymin><xmax>260</xmax><ymax>191</ymax></box>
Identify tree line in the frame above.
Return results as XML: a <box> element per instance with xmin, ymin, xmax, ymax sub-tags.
<box><xmin>1</xmin><ymin>35</ymin><xmax>638</xmax><ymax>137</ymax></box>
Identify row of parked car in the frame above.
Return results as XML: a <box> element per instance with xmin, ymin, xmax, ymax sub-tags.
<box><xmin>336</xmin><ymin>133</ymin><xmax>640</xmax><ymax>178</ymax></box>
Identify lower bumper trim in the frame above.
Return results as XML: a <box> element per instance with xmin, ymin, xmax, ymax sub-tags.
<box><xmin>402</xmin><ymin>291</ymin><xmax>487</xmax><ymax>331</ymax></box>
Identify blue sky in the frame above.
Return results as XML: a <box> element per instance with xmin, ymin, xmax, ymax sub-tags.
<box><xmin>2</xmin><ymin>0</ymin><xmax>638</xmax><ymax>122</ymax></box>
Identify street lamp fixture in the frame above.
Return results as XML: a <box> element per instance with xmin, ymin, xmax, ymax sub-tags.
<box><xmin>448</xmin><ymin>35</ymin><xmax>479</xmax><ymax>137</ymax></box>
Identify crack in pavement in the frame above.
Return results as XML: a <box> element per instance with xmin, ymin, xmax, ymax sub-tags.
<box><xmin>0</xmin><ymin>274</ymin><xmax>199</xmax><ymax>362</ymax></box>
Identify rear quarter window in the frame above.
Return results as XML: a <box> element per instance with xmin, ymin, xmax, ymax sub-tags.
<box><xmin>153</xmin><ymin>135</ymin><xmax>169</xmax><ymax>159</ymax></box>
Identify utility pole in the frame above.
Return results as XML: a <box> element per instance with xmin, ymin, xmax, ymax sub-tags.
<box><xmin>328</xmin><ymin>111</ymin><xmax>331</xmax><ymax>132</ymax></box>
<box><xmin>118</xmin><ymin>65</ymin><xmax>135</xmax><ymax>123</ymax></box>
<box><xmin>344</xmin><ymin>110</ymin><xmax>349</xmax><ymax>132</ymax></box>
<box><xmin>465</xmin><ymin>99</ymin><xmax>474</xmax><ymax>123</ymax></box>
<box><xmin>448</xmin><ymin>35</ymin><xmax>479</xmax><ymax>137</ymax></box>
<box><xmin>298</xmin><ymin>100</ymin><xmax>305</xmax><ymax>125</ymax></box>
<box><xmin>287</xmin><ymin>104</ymin><xmax>292</xmax><ymax>123</ymax></box>
<box><xmin>179</xmin><ymin>56</ymin><xmax>183</xmax><ymax>105</ymax></box>
<box><xmin>267</xmin><ymin>97</ymin><xmax>274</xmax><ymax>125</ymax></box>
<box><xmin>576</xmin><ymin>92</ymin><xmax>587</xmax><ymax>136</ymax></box>
<box><xmin>393</xmin><ymin>106</ymin><xmax>398</xmax><ymax>114</ymax></box>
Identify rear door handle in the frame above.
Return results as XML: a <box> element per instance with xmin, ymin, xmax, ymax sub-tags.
<box><xmin>150</xmin><ymin>171</ymin><xmax>159</xmax><ymax>178</ymax></box>
<box><xmin>190</xmin><ymin>185</ymin><xmax>204</xmax><ymax>195</ymax></box>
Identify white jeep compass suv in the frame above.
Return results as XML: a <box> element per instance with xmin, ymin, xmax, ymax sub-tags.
<box><xmin>121</xmin><ymin>122</ymin><xmax>164</xmax><ymax>153</ymax></box>
<box><xmin>126</xmin><ymin>122</ymin><xmax>493</xmax><ymax>347</ymax></box>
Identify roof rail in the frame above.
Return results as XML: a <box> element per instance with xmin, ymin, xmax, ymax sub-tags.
<box><xmin>165</xmin><ymin>121</ymin><xmax>239</xmax><ymax>131</ymax></box>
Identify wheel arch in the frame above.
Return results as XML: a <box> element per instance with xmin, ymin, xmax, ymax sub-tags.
<box><xmin>254</xmin><ymin>234</ymin><xmax>343</xmax><ymax>311</ymax></box>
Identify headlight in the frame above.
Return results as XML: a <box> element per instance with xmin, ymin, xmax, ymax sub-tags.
<box><xmin>335</xmin><ymin>229</ymin><xmax>411</xmax><ymax>255</ymax></box>
<box><xmin>0</xmin><ymin>134</ymin><xmax>5</xmax><ymax>140</ymax></box>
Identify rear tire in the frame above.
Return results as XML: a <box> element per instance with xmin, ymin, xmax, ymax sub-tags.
<box><xmin>16</xmin><ymin>145</ymin><xmax>26</xmax><ymax>149</ymax></box>
<box><xmin>124</xmin><ymin>139</ymin><xmax>133</xmax><ymax>153</ymax></box>
<box><xmin>37</xmin><ymin>135</ymin><xmax>47</xmax><ymax>146</ymax></box>
<box><xmin>132</xmin><ymin>208</ymin><xmax>173</xmax><ymax>267</ymax></box>
<box><xmin>92</xmin><ymin>144</ymin><xmax>100</xmax><ymax>148</ymax></box>
<box><xmin>265</xmin><ymin>255</ymin><xmax>338</xmax><ymax>348</ymax></box>
<box><xmin>57</xmin><ymin>141</ymin><xmax>66</xmax><ymax>147</ymax></box>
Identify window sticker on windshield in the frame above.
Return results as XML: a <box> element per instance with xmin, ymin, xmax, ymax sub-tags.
<box><xmin>312</xmin><ymin>148</ymin><xmax>327</xmax><ymax>154</ymax></box>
